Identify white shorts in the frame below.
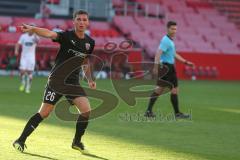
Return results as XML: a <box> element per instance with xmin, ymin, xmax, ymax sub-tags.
<box><xmin>19</xmin><ymin>58</ymin><xmax>35</xmax><ymax>71</ymax></box>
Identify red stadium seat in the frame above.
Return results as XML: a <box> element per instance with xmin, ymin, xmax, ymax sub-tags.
<box><xmin>38</xmin><ymin>37</ymin><xmax>58</xmax><ymax>47</ymax></box>
<box><xmin>13</xmin><ymin>17</ymin><xmax>45</xmax><ymax>27</ymax></box>
<box><xmin>112</xmin><ymin>0</ymin><xmax>240</xmax><ymax>55</ymax></box>
<box><xmin>90</xmin><ymin>21</ymin><xmax>111</xmax><ymax>30</ymax></box>
<box><xmin>47</xmin><ymin>0</ymin><xmax>60</xmax><ymax>4</ymax></box>
<box><xmin>92</xmin><ymin>36</ymin><xmax>106</xmax><ymax>47</ymax></box>
<box><xmin>0</xmin><ymin>16</ymin><xmax>13</xmax><ymax>25</ymax></box>
<box><xmin>0</xmin><ymin>16</ymin><xmax>13</xmax><ymax>31</ymax></box>
<box><xmin>0</xmin><ymin>32</ymin><xmax>21</xmax><ymax>44</ymax></box>
<box><xmin>45</xmin><ymin>19</ymin><xmax>68</xmax><ymax>30</ymax></box>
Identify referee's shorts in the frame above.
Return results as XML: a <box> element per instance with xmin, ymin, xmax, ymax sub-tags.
<box><xmin>157</xmin><ymin>62</ymin><xmax>178</xmax><ymax>88</ymax></box>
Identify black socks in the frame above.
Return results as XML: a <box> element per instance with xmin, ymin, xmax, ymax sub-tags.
<box><xmin>18</xmin><ymin>113</ymin><xmax>43</xmax><ymax>142</ymax></box>
<box><xmin>170</xmin><ymin>94</ymin><xmax>180</xmax><ymax>114</ymax></box>
<box><xmin>73</xmin><ymin>114</ymin><xmax>89</xmax><ymax>144</ymax></box>
<box><xmin>147</xmin><ymin>92</ymin><xmax>160</xmax><ymax>112</ymax></box>
<box><xmin>17</xmin><ymin>112</ymin><xmax>90</xmax><ymax>145</ymax></box>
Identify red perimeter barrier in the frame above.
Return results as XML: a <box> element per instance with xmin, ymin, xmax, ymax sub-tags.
<box><xmin>176</xmin><ymin>52</ymin><xmax>240</xmax><ymax>80</ymax></box>
<box><xmin>1</xmin><ymin>43</ymin><xmax>240</xmax><ymax>80</ymax></box>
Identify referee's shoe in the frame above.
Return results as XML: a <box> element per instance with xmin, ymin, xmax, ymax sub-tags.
<box><xmin>175</xmin><ymin>112</ymin><xmax>190</xmax><ymax>119</ymax></box>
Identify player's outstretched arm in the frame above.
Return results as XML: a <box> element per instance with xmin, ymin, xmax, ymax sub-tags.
<box><xmin>20</xmin><ymin>23</ymin><xmax>58</xmax><ymax>39</ymax></box>
<box><xmin>82</xmin><ymin>58</ymin><xmax>96</xmax><ymax>89</ymax></box>
<box><xmin>175</xmin><ymin>53</ymin><xmax>195</xmax><ymax>67</ymax></box>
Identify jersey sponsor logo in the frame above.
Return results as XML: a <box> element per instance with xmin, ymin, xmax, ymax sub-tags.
<box><xmin>24</xmin><ymin>42</ymin><xmax>34</xmax><ymax>46</ymax></box>
<box><xmin>67</xmin><ymin>49</ymin><xmax>87</xmax><ymax>58</ymax></box>
<box><xmin>85</xmin><ymin>43</ymin><xmax>90</xmax><ymax>50</ymax></box>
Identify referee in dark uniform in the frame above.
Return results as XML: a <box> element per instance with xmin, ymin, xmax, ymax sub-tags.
<box><xmin>145</xmin><ymin>21</ymin><xmax>194</xmax><ymax>118</ymax></box>
<box><xmin>13</xmin><ymin>10</ymin><xmax>95</xmax><ymax>154</ymax></box>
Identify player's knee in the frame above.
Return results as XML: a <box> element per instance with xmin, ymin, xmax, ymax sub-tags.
<box><xmin>39</xmin><ymin>110</ymin><xmax>52</xmax><ymax>119</ymax></box>
<box><xmin>81</xmin><ymin>110</ymin><xmax>91</xmax><ymax>118</ymax></box>
<box><xmin>171</xmin><ymin>89</ymin><xmax>178</xmax><ymax>95</ymax></box>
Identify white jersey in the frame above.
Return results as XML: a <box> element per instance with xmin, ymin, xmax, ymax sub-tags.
<box><xmin>18</xmin><ymin>33</ymin><xmax>39</xmax><ymax>62</ymax></box>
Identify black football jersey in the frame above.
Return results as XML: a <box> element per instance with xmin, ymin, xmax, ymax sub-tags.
<box><xmin>48</xmin><ymin>30</ymin><xmax>95</xmax><ymax>85</ymax></box>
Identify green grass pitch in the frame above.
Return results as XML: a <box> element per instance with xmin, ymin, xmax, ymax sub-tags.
<box><xmin>0</xmin><ymin>76</ymin><xmax>240</xmax><ymax>160</ymax></box>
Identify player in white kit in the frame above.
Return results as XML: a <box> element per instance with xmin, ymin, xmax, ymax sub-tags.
<box><xmin>15</xmin><ymin>29</ymin><xmax>39</xmax><ymax>93</ymax></box>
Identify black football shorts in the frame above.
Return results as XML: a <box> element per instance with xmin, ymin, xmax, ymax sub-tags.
<box><xmin>42</xmin><ymin>83</ymin><xmax>87</xmax><ymax>105</ymax></box>
<box><xmin>157</xmin><ymin>63</ymin><xmax>178</xmax><ymax>88</ymax></box>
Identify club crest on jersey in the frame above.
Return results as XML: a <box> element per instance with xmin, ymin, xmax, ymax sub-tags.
<box><xmin>71</xmin><ymin>40</ymin><xmax>76</xmax><ymax>46</ymax></box>
<box><xmin>85</xmin><ymin>43</ymin><xmax>90</xmax><ymax>50</ymax></box>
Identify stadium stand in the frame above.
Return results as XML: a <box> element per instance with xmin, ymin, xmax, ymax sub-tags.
<box><xmin>0</xmin><ymin>15</ymin><xmax>126</xmax><ymax>70</ymax></box>
<box><xmin>210</xmin><ymin>0</ymin><xmax>240</xmax><ymax>29</ymax></box>
<box><xmin>0</xmin><ymin>16</ymin><xmax>13</xmax><ymax>31</ymax></box>
<box><xmin>112</xmin><ymin>0</ymin><xmax>240</xmax><ymax>57</ymax></box>
<box><xmin>47</xmin><ymin>0</ymin><xmax>60</xmax><ymax>5</ymax></box>
<box><xmin>0</xmin><ymin>0</ymin><xmax>239</xmax><ymax>80</ymax></box>
<box><xmin>0</xmin><ymin>16</ymin><xmax>124</xmax><ymax>47</ymax></box>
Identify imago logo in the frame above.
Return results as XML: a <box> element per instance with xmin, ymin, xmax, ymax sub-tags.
<box><xmin>52</xmin><ymin>40</ymin><xmax>172</xmax><ymax>121</ymax></box>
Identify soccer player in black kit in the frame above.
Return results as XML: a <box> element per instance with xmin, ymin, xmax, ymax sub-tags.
<box><xmin>13</xmin><ymin>10</ymin><xmax>96</xmax><ymax>154</ymax></box>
